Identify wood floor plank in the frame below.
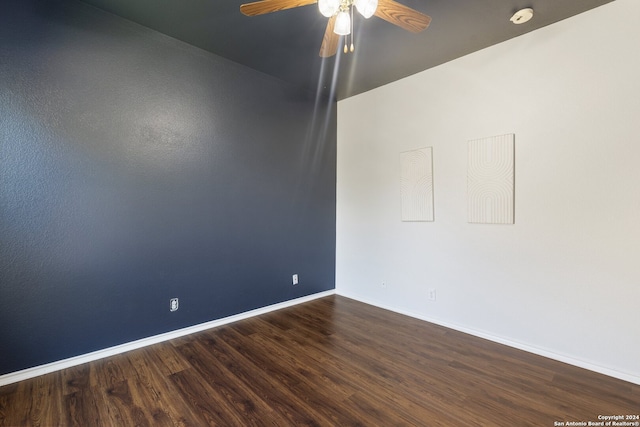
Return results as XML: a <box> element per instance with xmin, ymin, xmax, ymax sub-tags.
<box><xmin>0</xmin><ymin>383</ymin><xmax>17</xmax><ymax>426</ymax></box>
<box><xmin>143</xmin><ymin>341</ymin><xmax>190</xmax><ymax>376</ymax></box>
<box><xmin>194</xmin><ymin>329</ymin><xmax>332</xmax><ymax>426</ymax></box>
<box><xmin>300</xmin><ymin>297</ymin><xmax>621</xmax><ymax>421</ymax></box>
<box><xmin>125</xmin><ymin>347</ymin><xmax>201</xmax><ymax>426</ymax></box>
<box><xmin>1</xmin><ymin>295</ymin><xmax>638</xmax><ymax>426</ymax></box>
<box><xmin>89</xmin><ymin>355</ymin><xmax>128</xmax><ymax>389</ymax></box>
<box><xmin>168</xmin><ymin>368</ymin><xmax>234</xmax><ymax>427</ymax></box>
<box><xmin>64</xmin><ymin>387</ymin><xmax>104</xmax><ymax>427</ymax></box>
<box><xmin>60</xmin><ymin>363</ymin><xmax>91</xmax><ymax>397</ymax></box>
<box><xmin>278</xmin><ymin>315</ymin><xmax>470</xmax><ymax>425</ymax></box>
<box><xmin>94</xmin><ymin>379</ymin><xmax>152</xmax><ymax>427</ymax></box>
<box><xmin>0</xmin><ymin>382</ymin><xmax>27</xmax><ymax>427</ymax></box>
<box><xmin>222</xmin><ymin>324</ymin><xmax>376</xmax><ymax>426</ymax></box>
<box><xmin>28</xmin><ymin>373</ymin><xmax>64</xmax><ymax>427</ymax></box>
<box><xmin>255</xmin><ymin>308</ymin><xmax>470</xmax><ymax>424</ymax></box>
<box><xmin>175</xmin><ymin>339</ymin><xmax>288</xmax><ymax>426</ymax></box>
<box><xmin>245</xmin><ymin>318</ymin><xmax>356</xmax><ymax>401</ymax></box>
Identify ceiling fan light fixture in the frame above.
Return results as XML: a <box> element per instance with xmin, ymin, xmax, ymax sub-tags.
<box><xmin>318</xmin><ymin>0</ymin><xmax>340</xmax><ymax>18</ymax></box>
<box><xmin>355</xmin><ymin>0</ymin><xmax>377</xmax><ymax>19</ymax></box>
<box><xmin>334</xmin><ymin>10</ymin><xmax>351</xmax><ymax>35</ymax></box>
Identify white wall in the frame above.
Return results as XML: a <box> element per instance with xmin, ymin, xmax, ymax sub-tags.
<box><xmin>336</xmin><ymin>0</ymin><xmax>640</xmax><ymax>384</ymax></box>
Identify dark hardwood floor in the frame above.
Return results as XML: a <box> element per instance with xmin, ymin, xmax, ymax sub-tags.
<box><xmin>1</xmin><ymin>295</ymin><xmax>638</xmax><ymax>426</ymax></box>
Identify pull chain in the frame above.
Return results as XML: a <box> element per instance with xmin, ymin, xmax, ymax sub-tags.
<box><xmin>350</xmin><ymin>3</ymin><xmax>355</xmax><ymax>52</ymax></box>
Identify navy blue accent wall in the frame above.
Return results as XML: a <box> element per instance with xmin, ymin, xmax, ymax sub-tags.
<box><xmin>0</xmin><ymin>0</ymin><xmax>336</xmax><ymax>375</ymax></box>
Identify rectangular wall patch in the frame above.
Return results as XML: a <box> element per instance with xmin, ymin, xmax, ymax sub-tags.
<box><xmin>468</xmin><ymin>134</ymin><xmax>514</xmax><ymax>224</ymax></box>
<box><xmin>401</xmin><ymin>147</ymin><xmax>434</xmax><ymax>222</ymax></box>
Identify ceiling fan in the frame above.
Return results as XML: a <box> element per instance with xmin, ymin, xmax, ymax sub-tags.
<box><xmin>240</xmin><ymin>0</ymin><xmax>432</xmax><ymax>57</ymax></box>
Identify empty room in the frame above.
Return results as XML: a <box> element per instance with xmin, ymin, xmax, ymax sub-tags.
<box><xmin>1</xmin><ymin>0</ymin><xmax>638</xmax><ymax>425</ymax></box>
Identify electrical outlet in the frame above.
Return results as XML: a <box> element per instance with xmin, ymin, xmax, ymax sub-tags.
<box><xmin>382</xmin><ymin>282</ymin><xmax>387</xmax><ymax>288</ymax></box>
<box><xmin>292</xmin><ymin>274</ymin><xmax>299</xmax><ymax>285</ymax></box>
<box><xmin>170</xmin><ymin>298</ymin><xmax>179</xmax><ymax>312</ymax></box>
<box><xmin>428</xmin><ymin>289</ymin><xmax>437</xmax><ymax>301</ymax></box>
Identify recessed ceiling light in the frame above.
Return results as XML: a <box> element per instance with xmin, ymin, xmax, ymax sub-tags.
<box><xmin>510</xmin><ymin>8</ymin><xmax>534</xmax><ymax>24</ymax></box>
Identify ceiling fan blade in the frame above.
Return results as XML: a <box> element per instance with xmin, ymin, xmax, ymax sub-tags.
<box><xmin>319</xmin><ymin>15</ymin><xmax>339</xmax><ymax>57</ymax></box>
<box><xmin>374</xmin><ymin>0</ymin><xmax>431</xmax><ymax>33</ymax></box>
<box><xmin>240</xmin><ymin>0</ymin><xmax>317</xmax><ymax>16</ymax></box>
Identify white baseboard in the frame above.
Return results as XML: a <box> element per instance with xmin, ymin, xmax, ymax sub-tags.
<box><xmin>6</xmin><ymin>288</ymin><xmax>638</xmax><ymax>388</ymax></box>
<box><xmin>0</xmin><ymin>290</ymin><xmax>335</xmax><ymax>387</ymax></box>
<box><xmin>336</xmin><ymin>289</ymin><xmax>640</xmax><ymax>386</ymax></box>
